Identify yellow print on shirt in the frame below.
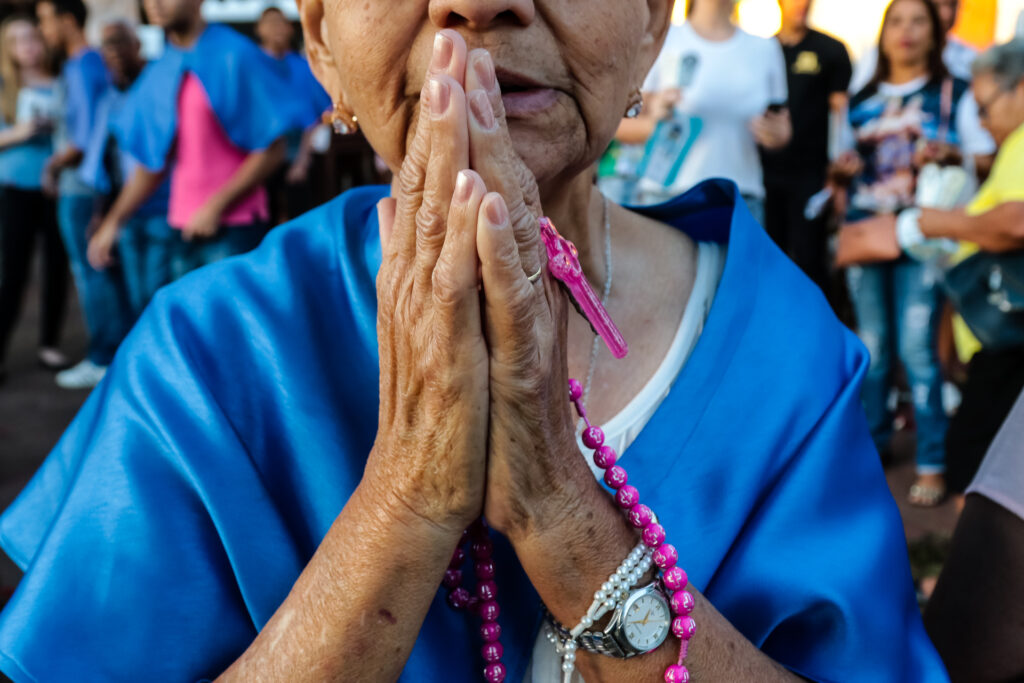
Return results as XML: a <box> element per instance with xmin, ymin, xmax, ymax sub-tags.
<box><xmin>793</xmin><ymin>51</ymin><xmax>821</xmax><ymax>75</ymax></box>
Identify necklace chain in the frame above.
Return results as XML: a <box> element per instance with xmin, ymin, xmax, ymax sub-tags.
<box><xmin>579</xmin><ymin>196</ymin><xmax>613</xmax><ymax>431</ymax></box>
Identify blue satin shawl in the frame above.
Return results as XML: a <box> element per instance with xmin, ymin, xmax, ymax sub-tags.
<box><xmin>109</xmin><ymin>24</ymin><xmax>313</xmax><ymax>173</ymax></box>
<box><xmin>0</xmin><ymin>180</ymin><xmax>948</xmax><ymax>682</ymax></box>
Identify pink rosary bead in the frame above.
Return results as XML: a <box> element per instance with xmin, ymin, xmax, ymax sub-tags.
<box><xmin>671</xmin><ymin>590</ymin><xmax>695</xmax><ymax>616</ymax></box>
<box><xmin>569</xmin><ymin>377</ymin><xmax>696</xmax><ymax>683</ymax></box>
<box><xmin>653</xmin><ymin>544</ymin><xmax>679</xmax><ymax>570</ymax></box>
<box><xmin>664</xmin><ymin>664</ymin><xmax>691</xmax><ymax>683</ymax></box>
<box><xmin>615</xmin><ymin>485</ymin><xmax>640</xmax><ymax>509</ymax></box>
<box><xmin>441</xmin><ymin>519</ymin><xmax>506</xmax><ymax>682</ymax></box>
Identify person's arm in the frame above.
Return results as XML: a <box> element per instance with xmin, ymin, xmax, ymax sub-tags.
<box><xmin>0</xmin><ymin>121</ymin><xmax>44</xmax><ymax>151</ymax></box>
<box><xmin>286</xmin><ymin>126</ymin><xmax>316</xmax><ymax>184</ymax></box>
<box><xmin>614</xmin><ymin>90</ymin><xmax>678</xmax><ymax>146</ymax></box>
<box><xmin>183</xmin><ymin>137</ymin><xmax>287</xmax><ymax>239</ymax></box>
<box><xmin>87</xmin><ymin>165</ymin><xmax>166</xmax><ymax>269</ymax></box>
<box><xmin>924</xmin><ymin>494</ymin><xmax>1024</xmax><ymax>682</ymax></box>
<box><xmin>41</xmin><ymin>147</ymin><xmax>84</xmax><ymax>194</ymax></box>
<box><xmin>217</xmin><ymin>479</ymin><xmax>463</xmax><ymax>682</ymax></box>
<box><xmin>919</xmin><ymin>203</ymin><xmax>1024</xmax><ymax>252</ymax></box>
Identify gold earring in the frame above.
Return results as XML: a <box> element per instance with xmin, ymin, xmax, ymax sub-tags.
<box><xmin>329</xmin><ymin>102</ymin><xmax>358</xmax><ymax>134</ymax></box>
<box><xmin>625</xmin><ymin>88</ymin><xmax>643</xmax><ymax>118</ymax></box>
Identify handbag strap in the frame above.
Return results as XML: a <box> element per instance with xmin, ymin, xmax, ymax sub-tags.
<box><xmin>938</xmin><ymin>78</ymin><xmax>954</xmax><ymax>143</ymax></box>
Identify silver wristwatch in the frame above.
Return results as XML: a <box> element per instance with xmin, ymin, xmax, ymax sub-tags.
<box><xmin>546</xmin><ymin>581</ymin><xmax>672</xmax><ymax>658</ymax></box>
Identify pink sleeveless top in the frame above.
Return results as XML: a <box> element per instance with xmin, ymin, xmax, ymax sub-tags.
<box><xmin>168</xmin><ymin>73</ymin><xmax>269</xmax><ymax>229</ymax></box>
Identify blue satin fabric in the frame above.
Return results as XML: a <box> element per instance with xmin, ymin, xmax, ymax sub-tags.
<box><xmin>0</xmin><ymin>180</ymin><xmax>947</xmax><ymax>682</ymax></box>
<box><xmin>108</xmin><ymin>24</ymin><xmax>313</xmax><ymax>173</ymax></box>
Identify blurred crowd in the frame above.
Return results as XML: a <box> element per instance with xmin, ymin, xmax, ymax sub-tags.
<box><xmin>602</xmin><ymin>0</ymin><xmax>1024</xmax><ymax>519</ymax></box>
<box><xmin>0</xmin><ymin>0</ymin><xmax>383</xmax><ymax>389</ymax></box>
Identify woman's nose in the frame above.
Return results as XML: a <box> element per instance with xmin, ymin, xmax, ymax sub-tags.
<box><xmin>428</xmin><ymin>0</ymin><xmax>536</xmax><ymax>30</ymax></box>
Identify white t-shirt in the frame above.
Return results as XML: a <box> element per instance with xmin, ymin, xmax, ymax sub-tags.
<box><xmin>849</xmin><ymin>38</ymin><xmax>978</xmax><ymax>95</ymax></box>
<box><xmin>967</xmin><ymin>390</ymin><xmax>1024</xmax><ymax>522</ymax></box>
<box><xmin>642</xmin><ymin>23</ymin><xmax>788</xmax><ymax>200</ymax></box>
<box><xmin>522</xmin><ymin>241</ymin><xmax>728</xmax><ymax>683</ymax></box>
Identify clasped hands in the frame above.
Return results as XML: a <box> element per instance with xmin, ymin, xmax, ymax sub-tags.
<box><xmin>368</xmin><ymin>31</ymin><xmax>589</xmax><ymax>543</ymax></box>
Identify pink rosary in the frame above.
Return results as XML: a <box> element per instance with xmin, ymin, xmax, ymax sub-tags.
<box><xmin>442</xmin><ymin>217</ymin><xmax>696</xmax><ymax>682</ymax></box>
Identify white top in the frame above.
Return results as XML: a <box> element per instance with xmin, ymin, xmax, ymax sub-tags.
<box><xmin>966</xmin><ymin>390</ymin><xmax>1024</xmax><ymax>522</ymax></box>
<box><xmin>848</xmin><ymin>38</ymin><xmax>978</xmax><ymax>95</ymax></box>
<box><xmin>642</xmin><ymin>23</ymin><xmax>788</xmax><ymax>200</ymax></box>
<box><xmin>522</xmin><ymin>241</ymin><xmax>728</xmax><ymax>683</ymax></box>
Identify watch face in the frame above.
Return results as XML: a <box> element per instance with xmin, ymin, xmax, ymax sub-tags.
<box><xmin>623</xmin><ymin>592</ymin><xmax>671</xmax><ymax>652</ymax></box>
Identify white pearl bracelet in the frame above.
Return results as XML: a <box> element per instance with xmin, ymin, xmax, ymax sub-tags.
<box><xmin>548</xmin><ymin>541</ymin><xmax>654</xmax><ymax>679</ymax></box>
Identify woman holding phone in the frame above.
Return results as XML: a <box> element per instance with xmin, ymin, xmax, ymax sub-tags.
<box><xmin>626</xmin><ymin>0</ymin><xmax>791</xmax><ymax>219</ymax></box>
<box><xmin>0</xmin><ymin>16</ymin><xmax>67</xmax><ymax>382</ymax></box>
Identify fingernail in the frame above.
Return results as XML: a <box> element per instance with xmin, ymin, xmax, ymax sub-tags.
<box><xmin>430</xmin><ymin>78</ymin><xmax>450</xmax><ymax>117</ymax></box>
<box><xmin>469</xmin><ymin>90</ymin><xmax>495</xmax><ymax>129</ymax></box>
<box><xmin>431</xmin><ymin>32</ymin><xmax>454</xmax><ymax>72</ymax></box>
<box><xmin>474</xmin><ymin>52</ymin><xmax>497</xmax><ymax>91</ymax></box>
<box><xmin>485</xmin><ymin>196</ymin><xmax>507</xmax><ymax>228</ymax></box>
<box><xmin>455</xmin><ymin>171</ymin><xmax>473</xmax><ymax>203</ymax></box>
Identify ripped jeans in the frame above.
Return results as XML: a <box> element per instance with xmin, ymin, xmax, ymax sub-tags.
<box><xmin>846</xmin><ymin>259</ymin><xmax>947</xmax><ymax>474</ymax></box>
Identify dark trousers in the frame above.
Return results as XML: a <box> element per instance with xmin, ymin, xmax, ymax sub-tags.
<box><xmin>764</xmin><ymin>174</ymin><xmax>829</xmax><ymax>292</ymax></box>
<box><xmin>946</xmin><ymin>346</ymin><xmax>1024</xmax><ymax>492</ymax></box>
<box><xmin>266</xmin><ymin>162</ymin><xmax>315</xmax><ymax>225</ymax></box>
<box><xmin>0</xmin><ymin>186</ymin><xmax>68</xmax><ymax>364</ymax></box>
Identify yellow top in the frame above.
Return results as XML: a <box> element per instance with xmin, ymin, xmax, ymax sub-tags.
<box><xmin>952</xmin><ymin>121</ymin><xmax>1024</xmax><ymax>360</ymax></box>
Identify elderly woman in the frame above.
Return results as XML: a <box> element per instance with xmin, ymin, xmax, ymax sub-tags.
<box><xmin>0</xmin><ymin>2</ymin><xmax>944</xmax><ymax>682</ymax></box>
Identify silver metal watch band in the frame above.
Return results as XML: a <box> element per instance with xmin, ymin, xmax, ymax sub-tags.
<box><xmin>543</xmin><ymin>608</ymin><xmax>634</xmax><ymax>659</ymax></box>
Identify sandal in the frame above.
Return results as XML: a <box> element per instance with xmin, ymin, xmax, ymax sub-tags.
<box><xmin>908</xmin><ymin>482</ymin><xmax>946</xmax><ymax>507</ymax></box>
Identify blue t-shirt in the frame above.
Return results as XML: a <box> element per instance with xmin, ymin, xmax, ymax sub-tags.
<box><xmin>55</xmin><ymin>48</ymin><xmax>110</xmax><ymax>196</ymax></box>
<box><xmin>274</xmin><ymin>52</ymin><xmax>331</xmax><ymax>160</ymax></box>
<box><xmin>0</xmin><ymin>85</ymin><xmax>57</xmax><ymax>190</ymax></box>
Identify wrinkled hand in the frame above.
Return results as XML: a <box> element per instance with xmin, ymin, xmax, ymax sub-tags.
<box><xmin>450</xmin><ymin>39</ymin><xmax>582</xmax><ymax>539</ymax></box>
<box><xmin>182</xmin><ymin>200</ymin><xmax>223</xmax><ymax>241</ymax></box>
<box><xmin>87</xmin><ymin>216</ymin><xmax>120</xmax><ymax>270</ymax></box>
<box><xmin>366</xmin><ymin>32</ymin><xmax>491</xmax><ymax>534</ymax></box>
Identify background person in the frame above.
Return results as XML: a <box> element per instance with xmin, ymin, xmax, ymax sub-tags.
<box><xmin>0</xmin><ymin>16</ymin><xmax>67</xmax><ymax>383</ymax></box>
<box><xmin>923</xmin><ymin>387</ymin><xmax>1024</xmax><ymax>682</ymax></box>
<box><xmin>624</xmin><ymin>0</ymin><xmax>791</xmax><ymax>220</ymax></box>
<box><xmin>37</xmin><ymin>0</ymin><xmax>131</xmax><ymax>391</ymax></box>
<box><xmin>82</xmin><ymin>22</ymin><xmax>172</xmax><ymax>319</ymax></box>
<box><xmin>850</xmin><ymin>0</ymin><xmax>978</xmax><ymax>94</ymax></box>
<box><xmin>95</xmin><ymin>0</ymin><xmax>307</xmax><ymax>283</ymax></box>
<box><xmin>762</xmin><ymin>0</ymin><xmax>852</xmax><ymax>293</ymax></box>
<box><xmin>833</xmin><ymin>0</ymin><xmax>994</xmax><ymax>507</ymax></box>
<box><xmin>829</xmin><ymin>38</ymin><xmax>1024</xmax><ymax>512</ymax></box>
<box><xmin>256</xmin><ymin>6</ymin><xmax>331</xmax><ymax>224</ymax></box>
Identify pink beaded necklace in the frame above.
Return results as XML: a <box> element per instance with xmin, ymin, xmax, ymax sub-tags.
<box><xmin>441</xmin><ymin>216</ymin><xmax>696</xmax><ymax>683</ymax></box>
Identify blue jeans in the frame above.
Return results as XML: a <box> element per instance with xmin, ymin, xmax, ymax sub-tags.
<box><xmin>170</xmin><ymin>223</ymin><xmax>267</xmax><ymax>281</ymax></box>
<box><xmin>846</xmin><ymin>259</ymin><xmax>948</xmax><ymax>473</ymax></box>
<box><xmin>119</xmin><ymin>213</ymin><xmax>174</xmax><ymax>319</ymax></box>
<box><xmin>57</xmin><ymin>194</ymin><xmax>133</xmax><ymax>367</ymax></box>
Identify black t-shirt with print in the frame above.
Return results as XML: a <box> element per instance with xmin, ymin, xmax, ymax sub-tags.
<box><xmin>762</xmin><ymin>29</ymin><xmax>852</xmax><ymax>181</ymax></box>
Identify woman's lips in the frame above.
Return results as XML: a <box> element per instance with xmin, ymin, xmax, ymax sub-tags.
<box><xmin>500</xmin><ymin>88</ymin><xmax>559</xmax><ymax>118</ymax></box>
